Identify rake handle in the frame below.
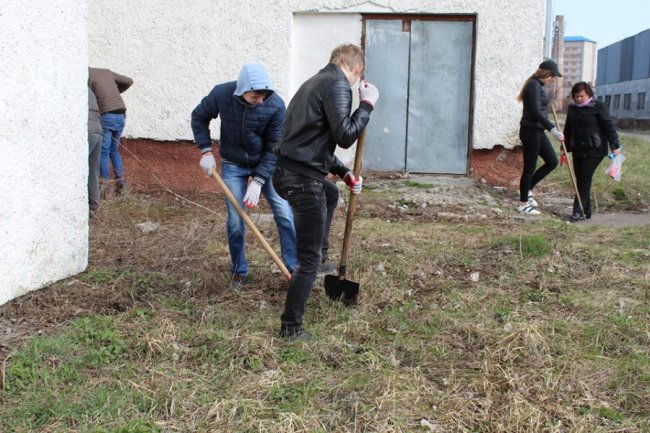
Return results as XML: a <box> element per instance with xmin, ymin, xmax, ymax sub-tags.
<box><xmin>210</xmin><ymin>170</ymin><xmax>292</xmax><ymax>281</ymax></box>
<box><xmin>550</xmin><ymin>105</ymin><xmax>584</xmax><ymax>216</ymax></box>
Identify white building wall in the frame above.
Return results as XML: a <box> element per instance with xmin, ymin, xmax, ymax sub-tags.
<box><xmin>583</xmin><ymin>42</ymin><xmax>597</xmax><ymax>84</ymax></box>
<box><xmin>0</xmin><ymin>2</ymin><xmax>89</xmax><ymax>306</ymax></box>
<box><xmin>89</xmin><ymin>0</ymin><xmax>546</xmax><ymax>150</ymax></box>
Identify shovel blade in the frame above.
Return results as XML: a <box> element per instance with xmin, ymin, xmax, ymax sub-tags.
<box><xmin>324</xmin><ymin>274</ymin><xmax>359</xmax><ymax>304</ymax></box>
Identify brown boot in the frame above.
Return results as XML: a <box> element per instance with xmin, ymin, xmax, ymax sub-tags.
<box><xmin>100</xmin><ymin>179</ymin><xmax>110</xmax><ymax>199</ymax></box>
<box><xmin>115</xmin><ymin>178</ymin><xmax>127</xmax><ymax>196</ymax></box>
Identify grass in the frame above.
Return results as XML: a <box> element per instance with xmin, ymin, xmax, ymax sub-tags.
<box><xmin>1</xmin><ymin>161</ymin><xmax>649</xmax><ymax>431</ymax></box>
<box><xmin>545</xmin><ymin>129</ymin><xmax>650</xmax><ymax>210</ymax></box>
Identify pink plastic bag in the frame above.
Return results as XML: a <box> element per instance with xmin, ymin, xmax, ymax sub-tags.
<box><xmin>605</xmin><ymin>154</ymin><xmax>625</xmax><ymax>182</ymax></box>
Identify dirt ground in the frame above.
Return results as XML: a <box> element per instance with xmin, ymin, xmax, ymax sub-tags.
<box><xmin>119</xmin><ymin>138</ymin><xmax>648</xmax><ymax>231</ymax></box>
<box><xmin>1</xmin><ymin>138</ymin><xmax>647</xmax><ymax>366</ymax></box>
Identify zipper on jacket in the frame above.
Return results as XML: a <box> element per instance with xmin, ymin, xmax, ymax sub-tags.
<box><xmin>242</xmin><ymin>105</ymin><xmax>250</xmax><ymax>166</ymax></box>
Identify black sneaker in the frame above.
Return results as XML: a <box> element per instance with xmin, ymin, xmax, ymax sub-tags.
<box><xmin>317</xmin><ymin>259</ymin><xmax>335</xmax><ymax>277</ymax></box>
<box><xmin>570</xmin><ymin>212</ymin><xmax>585</xmax><ymax>222</ymax></box>
<box><xmin>279</xmin><ymin>328</ymin><xmax>313</xmax><ymax>341</ymax></box>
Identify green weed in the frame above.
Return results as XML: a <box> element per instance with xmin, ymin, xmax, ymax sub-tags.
<box><xmin>491</xmin><ymin>234</ymin><xmax>551</xmax><ymax>257</ymax></box>
<box><xmin>403</xmin><ymin>179</ymin><xmax>434</xmax><ymax>189</ymax></box>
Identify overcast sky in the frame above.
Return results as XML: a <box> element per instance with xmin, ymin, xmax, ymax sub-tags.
<box><xmin>554</xmin><ymin>0</ymin><xmax>649</xmax><ymax>48</ymax></box>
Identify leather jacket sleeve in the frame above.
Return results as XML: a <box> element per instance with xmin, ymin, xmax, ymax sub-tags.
<box><xmin>323</xmin><ymin>79</ymin><xmax>372</xmax><ymax>149</ymax></box>
<box><xmin>523</xmin><ymin>79</ymin><xmax>555</xmax><ymax>131</ymax></box>
<box><xmin>329</xmin><ymin>155</ymin><xmax>350</xmax><ymax>178</ymax></box>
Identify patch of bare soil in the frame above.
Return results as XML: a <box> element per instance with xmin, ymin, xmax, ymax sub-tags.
<box><xmin>469</xmin><ymin>145</ymin><xmax>523</xmax><ymax>188</ymax></box>
<box><xmin>0</xmin><ymin>140</ymin><xmax>643</xmax><ymax>364</ymax></box>
<box><xmin>120</xmin><ymin>139</ymin><xmax>221</xmax><ymax>193</ymax></box>
<box><xmin>120</xmin><ymin>139</ymin><xmax>523</xmax><ymax>193</ymax></box>
<box><xmin>0</xmin><ymin>172</ymin><xmax>509</xmax><ymax>360</ymax></box>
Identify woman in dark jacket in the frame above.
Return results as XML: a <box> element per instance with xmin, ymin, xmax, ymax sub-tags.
<box><xmin>516</xmin><ymin>59</ymin><xmax>565</xmax><ymax>215</ymax></box>
<box><xmin>563</xmin><ymin>81</ymin><xmax>621</xmax><ymax>221</ymax></box>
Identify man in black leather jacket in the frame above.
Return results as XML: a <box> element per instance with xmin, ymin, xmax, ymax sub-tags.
<box><xmin>273</xmin><ymin>43</ymin><xmax>379</xmax><ymax>339</ymax></box>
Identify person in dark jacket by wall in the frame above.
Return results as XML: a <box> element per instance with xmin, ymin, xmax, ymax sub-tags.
<box><xmin>191</xmin><ymin>64</ymin><xmax>296</xmax><ymax>291</ymax></box>
<box><xmin>273</xmin><ymin>43</ymin><xmax>379</xmax><ymax>340</ymax></box>
<box><xmin>516</xmin><ymin>59</ymin><xmax>565</xmax><ymax>215</ymax></box>
<box><xmin>563</xmin><ymin>81</ymin><xmax>620</xmax><ymax>221</ymax></box>
<box><xmin>88</xmin><ymin>67</ymin><xmax>133</xmax><ymax>196</ymax></box>
<box><xmin>87</xmin><ymin>85</ymin><xmax>103</xmax><ymax>216</ymax></box>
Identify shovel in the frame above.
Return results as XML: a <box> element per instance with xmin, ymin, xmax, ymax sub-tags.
<box><xmin>210</xmin><ymin>171</ymin><xmax>292</xmax><ymax>281</ymax></box>
<box><xmin>324</xmin><ymin>128</ymin><xmax>367</xmax><ymax>304</ymax></box>
<box><xmin>551</xmin><ymin>105</ymin><xmax>585</xmax><ymax>216</ymax></box>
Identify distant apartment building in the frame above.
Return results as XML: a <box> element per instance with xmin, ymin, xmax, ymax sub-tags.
<box><xmin>561</xmin><ymin>36</ymin><xmax>597</xmax><ymax>110</ymax></box>
<box><xmin>549</xmin><ymin>15</ymin><xmax>565</xmax><ymax>110</ymax></box>
<box><xmin>563</xmin><ymin>36</ymin><xmax>597</xmax><ymax>85</ymax></box>
<box><xmin>596</xmin><ymin>28</ymin><xmax>650</xmax><ymax>127</ymax></box>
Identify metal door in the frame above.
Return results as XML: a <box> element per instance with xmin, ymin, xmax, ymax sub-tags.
<box><xmin>363</xmin><ymin>18</ymin><xmax>473</xmax><ymax>174</ymax></box>
<box><xmin>363</xmin><ymin>19</ymin><xmax>410</xmax><ymax>171</ymax></box>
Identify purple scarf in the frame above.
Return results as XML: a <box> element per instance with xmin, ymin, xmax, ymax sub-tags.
<box><xmin>577</xmin><ymin>96</ymin><xmax>593</xmax><ymax>107</ymax></box>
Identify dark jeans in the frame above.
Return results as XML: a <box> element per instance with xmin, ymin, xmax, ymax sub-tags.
<box><xmin>519</xmin><ymin>127</ymin><xmax>558</xmax><ymax>202</ymax></box>
<box><xmin>322</xmin><ymin>179</ymin><xmax>339</xmax><ymax>260</ymax></box>
<box><xmin>273</xmin><ymin>167</ymin><xmax>326</xmax><ymax>334</ymax></box>
<box><xmin>572</xmin><ymin>155</ymin><xmax>603</xmax><ymax>216</ymax></box>
<box><xmin>88</xmin><ymin>133</ymin><xmax>102</xmax><ymax>211</ymax></box>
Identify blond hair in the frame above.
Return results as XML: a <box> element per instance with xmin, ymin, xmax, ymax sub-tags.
<box><xmin>517</xmin><ymin>68</ymin><xmax>553</xmax><ymax>102</ymax></box>
<box><xmin>329</xmin><ymin>43</ymin><xmax>364</xmax><ymax>71</ymax></box>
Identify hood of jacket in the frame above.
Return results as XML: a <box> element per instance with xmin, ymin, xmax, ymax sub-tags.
<box><xmin>234</xmin><ymin>64</ymin><xmax>275</xmax><ymax>96</ymax></box>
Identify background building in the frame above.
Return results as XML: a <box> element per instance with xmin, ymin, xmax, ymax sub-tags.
<box><xmin>563</xmin><ymin>36</ymin><xmax>597</xmax><ymax>85</ymax></box>
<box><xmin>1</xmin><ymin>0</ymin><xmax>551</xmax><ymax>306</ymax></box>
<box><xmin>596</xmin><ymin>28</ymin><xmax>650</xmax><ymax>127</ymax></box>
<box><xmin>562</xmin><ymin>35</ymin><xmax>597</xmax><ymax>110</ymax></box>
<box><xmin>89</xmin><ymin>1</ymin><xmax>549</xmax><ymax>174</ymax></box>
<box><xmin>551</xmin><ymin>16</ymin><xmax>598</xmax><ymax>111</ymax></box>
<box><xmin>549</xmin><ymin>15</ymin><xmax>566</xmax><ymax>110</ymax></box>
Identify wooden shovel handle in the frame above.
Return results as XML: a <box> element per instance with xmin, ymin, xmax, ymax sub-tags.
<box><xmin>211</xmin><ymin>171</ymin><xmax>292</xmax><ymax>281</ymax></box>
<box><xmin>338</xmin><ymin>127</ymin><xmax>367</xmax><ymax>277</ymax></box>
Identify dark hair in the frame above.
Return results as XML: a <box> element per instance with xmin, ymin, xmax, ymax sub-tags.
<box><xmin>571</xmin><ymin>81</ymin><xmax>594</xmax><ymax>99</ymax></box>
<box><xmin>517</xmin><ymin>68</ymin><xmax>554</xmax><ymax>102</ymax></box>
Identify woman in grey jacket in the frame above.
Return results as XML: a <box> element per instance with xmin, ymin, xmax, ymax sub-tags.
<box><xmin>516</xmin><ymin>60</ymin><xmax>565</xmax><ymax>215</ymax></box>
<box><xmin>563</xmin><ymin>81</ymin><xmax>621</xmax><ymax>221</ymax></box>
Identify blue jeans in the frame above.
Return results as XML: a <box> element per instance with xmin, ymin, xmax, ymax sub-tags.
<box><xmin>100</xmin><ymin>113</ymin><xmax>126</xmax><ymax>180</ymax></box>
<box><xmin>221</xmin><ymin>162</ymin><xmax>297</xmax><ymax>276</ymax></box>
<box><xmin>273</xmin><ymin>167</ymin><xmax>326</xmax><ymax>334</ymax></box>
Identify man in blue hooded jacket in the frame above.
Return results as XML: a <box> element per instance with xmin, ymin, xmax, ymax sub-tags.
<box><xmin>191</xmin><ymin>64</ymin><xmax>297</xmax><ymax>290</ymax></box>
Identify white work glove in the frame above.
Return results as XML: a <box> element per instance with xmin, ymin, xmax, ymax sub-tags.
<box><xmin>550</xmin><ymin>127</ymin><xmax>565</xmax><ymax>142</ymax></box>
<box><xmin>243</xmin><ymin>180</ymin><xmax>262</xmax><ymax>209</ymax></box>
<box><xmin>343</xmin><ymin>171</ymin><xmax>363</xmax><ymax>195</ymax></box>
<box><xmin>200</xmin><ymin>153</ymin><xmax>217</xmax><ymax>176</ymax></box>
<box><xmin>359</xmin><ymin>80</ymin><xmax>379</xmax><ymax>107</ymax></box>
